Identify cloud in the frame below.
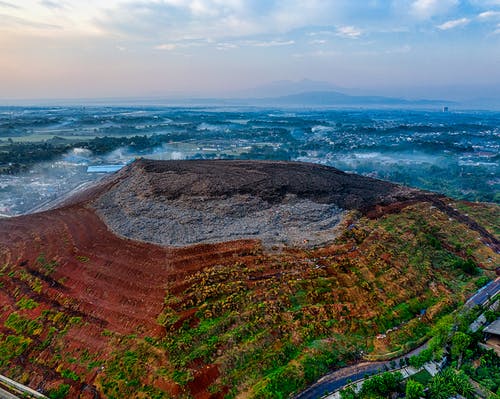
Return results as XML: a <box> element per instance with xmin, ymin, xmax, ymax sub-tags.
<box><xmin>39</xmin><ymin>0</ymin><xmax>66</xmax><ymax>9</ymax></box>
<box><xmin>437</xmin><ymin>17</ymin><xmax>470</xmax><ymax>30</ymax></box>
<box><xmin>336</xmin><ymin>26</ymin><xmax>362</xmax><ymax>38</ymax></box>
<box><xmin>478</xmin><ymin>10</ymin><xmax>500</xmax><ymax>19</ymax></box>
<box><xmin>216</xmin><ymin>42</ymin><xmax>238</xmax><ymax>50</ymax></box>
<box><xmin>154</xmin><ymin>39</ymin><xmax>209</xmax><ymax>51</ymax></box>
<box><xmin>0</xmin><ymin>1</ymin><xmax>19</xmax><ymax>8</ymax></box>
<box><xmin>155</xmin><ymin>43</ymin><xmax>177</xmax><ymax>51</ymax></box>
<box><xmin>94</xmin><ymin>0</ymin><xmax>341</xmax><ymax>41</ymax></box>
<box><xmin>411</xmin><ymin>0</ymin><xmax>458</xmax><ymax>19</ymax></box>
<box><xmin>0</xmin><ymin>13</ymin><xmax>61</xmax><ymax>29</ymax></box>
<box><xmin>250</xmin><ymin>40</ymin><xmax>295</xmax><ymax>47</ymax></box>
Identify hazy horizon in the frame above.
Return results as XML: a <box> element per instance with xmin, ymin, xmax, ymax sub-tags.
<box><xmin>1</xmin><ymin>0</ymin><xmax>500</xmax><ymax>103</ymax></box>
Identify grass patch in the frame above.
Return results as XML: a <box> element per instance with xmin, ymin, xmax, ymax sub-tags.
<box><xmin>409</xmin><ymin>369</ymin><xmax>432</xmax><ymax>385</ymax></box>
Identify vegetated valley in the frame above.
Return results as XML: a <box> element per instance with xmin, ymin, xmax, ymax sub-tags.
<box><xmin>0</xmin><ymin>160</ymin><xmax>498</xmax><ymax>399</ymax></box>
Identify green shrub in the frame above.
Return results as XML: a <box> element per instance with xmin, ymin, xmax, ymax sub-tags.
<box><xmin>452</xmin><ymin>258</ymin><xmax>479</xmax><ymax>275</ymax></box>
<box><xmin>60</xmin><ymin>369</ymin><xmax>79</xmax><ymax>382</ymax></box>
<box><xmin>4</xmin><ymin>313</ymin><xmax>42</xmax><ymax>336</ymax></box>
<box><xmin>36</xmin><ymin>253</ymin><xmax>59</xmax><ymax>275</ymax></box>
<box><xmin>47</xmin><ymin>383</ymin><xmax>70</xmax><ymax>399</ymax></box>
<box><xmin>359</xmin><ymin>371</ymin><xmax>403</xmax><ymax>397</ymax></box>
<box><xmin>409</xmin><ymin>348</ymin><xmax>433</xmax><ymax>368</ymax></box>
<box><xmin>406</xmin><ymin>379</ymin><xmax>425</xmax><ymax>399</ymax></box>
<box><xmin>16</xmin><ymin>297</ymin><xmax>39</xmax><ymax>310</ymax></box>
<box><xmin>0</xmin><ymin>334</ymin><xmax>32</xmax><ymax>367</ymax></box>
<box><xmin>474</xmin><ymin>276</ymin><xmax>490</xmax><ymax>289</ymax></box>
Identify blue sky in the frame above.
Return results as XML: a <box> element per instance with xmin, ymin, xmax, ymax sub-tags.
<box><xmin>0</xmin><ymin>0</ymin><xmax>499</xmax><ymax>99</ymax></box>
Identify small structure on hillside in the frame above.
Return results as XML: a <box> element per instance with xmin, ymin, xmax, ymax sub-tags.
<box><xmin>87</xmin><ymin>165</ymin><xmax>125</xmax><ymax>173</ymax></box>
<box><xmin>482</xmin><ymin>318</ymin><xmax>500</xmax><ymax>356</ymax></box>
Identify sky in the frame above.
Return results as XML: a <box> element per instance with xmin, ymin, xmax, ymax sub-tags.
<box><xmin>0</xmin><ymin>0</ymin><xmax>499</xmax><ymax>100</ymax></box>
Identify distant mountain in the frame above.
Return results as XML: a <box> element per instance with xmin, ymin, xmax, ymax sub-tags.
<box><xmin>229</xmin><ymin>79</ymin><xmax>348</xmax><ymax>98</ymax></box>
<box><xmin>248</xmin><ymin>90</ymin><xmax>454</xmax><ymax>107</ymax></box>
<box><xmin>169</xmin><ymin>90</ymin><xmax>454</xmax><ymax>107</ymax></box>
<box><xmin>0</xmin><ymin>88</ymin><xmax>456</xmax><ymax>108</ymax></box>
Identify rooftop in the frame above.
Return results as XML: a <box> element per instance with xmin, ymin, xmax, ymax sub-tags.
<box><xmin>87</xmin><ymin>165</ymin><xmax>125</xmax><ymax>173</ymax></box>
<box><xmin>484</xmin><ymin>318</ymin><xmax>500</xmax><ymax>336</ymax></box>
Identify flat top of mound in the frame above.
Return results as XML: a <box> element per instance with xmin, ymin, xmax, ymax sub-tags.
<box><xmin>115</xmin><ymin>158</ymin><xmax>417</xmax><ymax>208</ymax></box>
<box><xmin>90</xmin><ymin>159</ymin><xmax>423</xmax><ymax>247</ymax></box>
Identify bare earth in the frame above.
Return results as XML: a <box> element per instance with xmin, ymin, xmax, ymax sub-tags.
<box><xmin>92</xmin><ymin>159</ymin><xmax>421</xmax><ymax>247</ymax></box>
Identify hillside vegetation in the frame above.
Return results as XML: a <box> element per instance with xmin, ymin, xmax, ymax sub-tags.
<box><xmin>0</xmin><ymin>161</ymin><xmax>498</xmax><ymax>398</ymax></box>
<box><xmin>0</xmin><ymin>200</ymin><xmax>497</xmax><ymax>398</ymax></box>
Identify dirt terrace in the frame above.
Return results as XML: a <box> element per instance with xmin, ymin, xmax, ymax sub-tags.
<box><xmin>0</xmin><ymin>203</ymin><xmax>262</xmax><ymax>398</ymax></box>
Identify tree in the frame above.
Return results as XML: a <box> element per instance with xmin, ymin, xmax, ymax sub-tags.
<box><xmin>451</xmin><ymin>332</ymin><xmax>471</xmax><ymax>368</ymax></box>
<box><xmin>406</xmin><ymin>380</ymin><xmax>424</xmax><ymax>399</ymax></box>
<box><xmin>451</xmin><ymin>370</ymin><xmax>474</xmax><ymax>399</ymax></box>
<box><xmin>409</xmin><ymin>348</ymin><xmax>432</xmax><ymax>368</ymax></box>
<box><xmin>429</xmin><ymin>368</ymin><xmax>475</xmax><ymax>399</ymax></box>
<box><xmin>340</xmin><ymin>386</ymin><xmax>357</xmax><ymax>399</ymax></box>
<box><xmin>359</xmin><ymin>372</ymin><xmax>403</xmax><ymax>398</ymax></box>
<box><xmin>429</xmin><ymin>315</ymin><xmax>454</xmax><ymax>350</ymax></box>
<box><xmin>429</xmin><ymin>371</ymin><xmax>454</xmax><ymax>399</ymax></box>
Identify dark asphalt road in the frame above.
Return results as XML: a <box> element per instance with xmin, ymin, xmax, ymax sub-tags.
<box><xmin>295</xmin><ymin>362</ymin><xmax>386</xmax><ymax>399</ymax></box>
<box><xmin>295</xmin><ymin>343</ymin><xmax>428</xmax><ymax>399</ymax></box>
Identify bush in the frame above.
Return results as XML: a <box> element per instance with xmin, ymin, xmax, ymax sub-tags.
<box><xmin>474</xmin><ymin>276</ymin><xmax>490</xmax><ymax>289</ymax></box>
<box><xmin>429</xmin><ymin>368</ymin><xmax>474</xmax><ymax>399</ymax></box>
<box><xmin>452</xmin><ymin>258</ymin><xmax>479</xmax><ymax>275</ymax></box>
<box><xmin>16</xmin><ymin>297</ymin><xmax>39</xmax><ymax>310</ymax></box>
<box><xmin>47</xmin><ymin>383</ymin><xmax>70</xmax><ymax>399</ymax></box>
<box><xmin>253</xmin><ymin>364</ymin><xmax>304</xmax><ymax>399</ymax></box>
<box><xmin>60</xmin><ymin>369</ymin><xmax>79</xmax><ymax>382</ymax></box>
<box><xmin>0</xmin><ymin>334</ymin><xmax>32</xmax><ymax>367</ymax></box>
<box><xmin>359</xmin><ymin>371</ymin><xmax>403</xmax><ymax>397</ymax></box>
<box><xmin>409</xmin><ymin>348</ymin><xmax>433</xmax><ymax>368</ymax></box>
<box><xmin>406</xmin><ymin>379</ymin><xmax>424</xmax><ymax>399</ymax></box>
<box><xmin>4</xmin><ymin>313</ymin><xmax>42</xmax><ymax>336</ymax></box>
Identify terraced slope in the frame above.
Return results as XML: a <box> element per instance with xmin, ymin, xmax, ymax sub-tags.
<box><xmin>0</xmin><ymin>160</ymin><xmax>498</xmax><ymax>399</ymax></box>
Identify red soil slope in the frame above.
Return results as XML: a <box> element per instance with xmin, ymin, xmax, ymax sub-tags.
<box><xmin>0</xmin><ymin>203</ymin><xmax>259</xmax><ymax>398</ymax></box>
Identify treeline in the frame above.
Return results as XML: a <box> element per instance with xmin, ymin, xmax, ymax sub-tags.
<box><xmin>0</xmin><ymin>135</ymin><xmax>175</xmax><ymax>174</ymax></box>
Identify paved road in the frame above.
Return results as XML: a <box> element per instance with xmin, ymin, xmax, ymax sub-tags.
<box><xmin>295</xmin><ymin>362</ymin><xmax>386</xmax><ymax>399</ymax></box>
<box><xmin>0</xmin><ymin>387</ymin><xmax>19</xmax><ymax>399</ymax></box>
<box><xmin>295</xmin><ymin>344</ymin><xmax>428</xmax><ymax>399</ymax></box>
<box><xmin>466</xmin><ymin>278</ymin><xmax>500</xmax><ymax>307</ymax></box>
<box><xmin>0</xmin><ymin>375</ymin><xmax>47</xmax><ymax>399</ymax></box>
<box><xmin>295</xmin><ymin>278</ymin><xmax>500</xmax><ymax>399</ymax></box>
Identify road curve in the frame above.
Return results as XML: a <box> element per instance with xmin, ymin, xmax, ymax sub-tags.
<box><xmin>295</xmin><ymin>278</ymin><xmax>500</xmax><ymax>399</ymax></box>
<box><xmin>294</xmin><ymin>344</ymin><xmax>428</xmax><ymax>399</ymax></box>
